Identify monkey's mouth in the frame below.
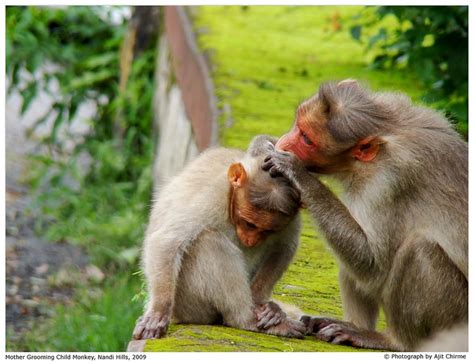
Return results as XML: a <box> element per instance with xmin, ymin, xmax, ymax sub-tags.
<box><xmin>240</xmin><ymin>239</ymin><xmax>261</xmax><ymax>248</ymax></box>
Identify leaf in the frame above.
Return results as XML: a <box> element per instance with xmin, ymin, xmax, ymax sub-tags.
<box><xmin>350</xmin><ymin>25</ymin><xmax>362</xmax><ymax>41</ymax></box>
<box><xmin>118</xmin><ymin>247</ymin><xmax>140</xmax><ymax>264</ymax></box>
<box><xmin>20</xmin><ymin>82</ymin><xmax>38</xmax><ymax>115</ymax></box>
<box><xmin>82</xmin><ymin>52</ymin><xmax>117</xmax><ymax>69</ymax></box>
<box><xmin>67</xmin><ymin>69</ymin><xmax>115</xmax><ymax>91</ymax></box>
<box><xmin>367</xmin><ymin>28</ymin><xmax>387</xmax><ymax>49</ymax></box>
<box><xmin>50</xmin><ymin>104</ymin><xmax>65</xmax><ymax>143</ymax></box>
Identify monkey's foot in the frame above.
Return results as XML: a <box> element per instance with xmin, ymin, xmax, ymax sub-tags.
<box><xmin>301</xmin><ymin>316</ymin><xmax>391</xmax><ymax>350</ymax></box>
<box><xmin>265</xmin><ymin>318</ymin><xmax>306</xmax><ymax>339</ymax></box>
<box><xmin>301</xmin><ymin>316</ymin><xmax>362</xmax><ymax>345</ymax></box>
<box><xmin>315</xmin><ymin>322</ymin><xmax>365</xmax><ymax>346</ymax></box>
<box><xmin>300</xmin><ymin>316</ymin><xmax>346</xmax><ymax>334</ymax></box>
<box><xmin>132</xmin><ymin>311</ymin><xmax>170</xmax><ymax>340</ymax></box>
<box><xmin>254</xmin><ymin>301</ymin><xmax>286</xmax><ymax>329</ymax></box>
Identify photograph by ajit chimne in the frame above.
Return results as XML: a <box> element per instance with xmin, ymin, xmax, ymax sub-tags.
<box><xmin>4</xmin><ymin>4</ymin><xmax>468</xmax><ymax>356</ymax></box>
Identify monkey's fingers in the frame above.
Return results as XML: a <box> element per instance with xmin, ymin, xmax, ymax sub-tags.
<box><xmin>261</xmin><ymin>314</ymin><xmax>282</xmax><ymax>329</ymax></box>
<box><xmin>300</xmin><ymin>315</ymin><xmax>337</xmax><ymax>334</ymax></box>
<box><xmin>257</xmin><ymin>310</ymin><xmax>283</xmax><ymax>329</ymax></box>
<box><xmin>132</xmin><ymin>324</ymin><xmax>145</xmax><ymax>340</ymax></box>
<box><xmin>315</xmin><ymin>323</ymin><xmax>355</xmax><ymax>346</ymax></box>
<box><xmin>133</xmin><ymin>313</ymin><xmax>170</xmax><ymax>340</ymax></box>
<box><xmin>288</xmin><ymin>329</ymin><xmax>305</xmax><ymax>339</ymax></box>
<box><xmin>286</xmin><ymin>320</ymin><xmax>306</xmax><ymax>339</ymax></box>
<box><xmin>262</xmin><ymin>157</ymin><xmax>274</xmax><ymax>171</ymax></box>
<box><xmin>255</xmin><ymin>309</ymin><xmax>273</xmax><ymax>328</ymax></box>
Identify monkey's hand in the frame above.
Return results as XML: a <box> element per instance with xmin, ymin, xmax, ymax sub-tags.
<box><xmin>264</xmin><ymin>317</ymin><xmax>306</xmax><ymax>339</ymax></box>
<box><xmin>132</xmin><ymin>310</ymin><xmax>171</xmax><ymax>340</ymax></box>
<box><xmin>254</xmin><ymin>301</ymin><xmax>286</xmax><ymax>329</ymax></box>
<box><xmin>262</xmin><ymin>151</ymin><xmax>308</xmax><ymax>190</ymax></box>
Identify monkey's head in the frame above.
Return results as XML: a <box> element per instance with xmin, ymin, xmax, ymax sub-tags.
<box><xmin>276</xmin><ymin>79</ymin><xmax>389</xmax><ymax>174</ymax></box>
<box><xmin>227</xmin><ymin>161</ymin><xmax>301</xmax><ymax>248</ymax></box>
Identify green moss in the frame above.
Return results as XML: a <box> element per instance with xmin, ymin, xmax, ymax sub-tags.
<box><xmin>144</xmin><ymin>324</ymin><xmax>374</xmax><ymax>352</ymax></box>
<box><xmin>193</xmin><ymin>6</ymin><xmax>424</xmax><ymax>148</ymax></box>
<box><xmin>144</xmin><ymin>5</ymin><xmax>420</xmax><ymax>351</ymax></box>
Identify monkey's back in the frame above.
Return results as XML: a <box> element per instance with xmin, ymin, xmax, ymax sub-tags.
<box><xmin>146</xmin><ymin>147</ymin><xmax>245</xmax><ymax>243</ymax></box>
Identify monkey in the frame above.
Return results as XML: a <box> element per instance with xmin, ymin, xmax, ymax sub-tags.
<box><xmin>416</xmin><ymin>324</ymin><xmax>468</xmax><ymax>352</ymax></box>
<box><xmin>262</xmin><ymin>80</ymin><xmax>468</xmax><ymax>351</ymax></box>
<box><xmin>132</xmin><ymin>135</ymin><xmax>306</xmax><ymax>341</ymax></box>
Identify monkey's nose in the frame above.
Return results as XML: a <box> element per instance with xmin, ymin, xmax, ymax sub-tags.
<box><xmin>244</xmin><ymin>238</ymin><xmax>260</xmax><ymax>248</ymax></box>
<box><xmin>275</xmin><ymin>138</ymin><xmax>287</xmax><ymax>151</ymax></box>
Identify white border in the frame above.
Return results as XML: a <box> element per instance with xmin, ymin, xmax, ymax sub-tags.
<box><xmin>2</xmin><ymin>1</ymin><xmax>472</xmax><ymax>363</ymax></box>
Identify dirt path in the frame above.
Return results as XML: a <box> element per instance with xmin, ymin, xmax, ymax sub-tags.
<box><xmin>5</xmin><ymin>86</ymin><xmax>94</xmax><ymax>347</ymax></box>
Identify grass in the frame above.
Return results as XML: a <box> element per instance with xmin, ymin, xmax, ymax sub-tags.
<box><xmin>141</xmin><ymin>5</ymin><xmax>423</xmax><ymax>352</ymax></box>
<box><xmin>6</xmin><ymin>6</ymin><xmax>153</xmax><ymax>353</ymax></box>
<box><xmin>16</xmin><ymin>276</ymin><xmax>143</xmax><ymax>352</ymax></box>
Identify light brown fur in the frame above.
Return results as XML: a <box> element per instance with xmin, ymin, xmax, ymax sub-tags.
<box><xmin>264</xmin><ymin>80</ymin><xmax>468</xmax><ymax>351</ymax></box>
<box><xmin>133</xmin><ymin>136</ymin><xmax>305</xmax><ymax>340</ymax></box>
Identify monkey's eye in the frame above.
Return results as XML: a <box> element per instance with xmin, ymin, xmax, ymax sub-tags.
<box><xmin>301</xmin><ymin>131</ymin><xmax>314</xmax><ymax>146</ymax></box>
<box><xmin>243</xmin><ymin>221</ymin><xmax>257</xmax><ymax>230</ymax></box>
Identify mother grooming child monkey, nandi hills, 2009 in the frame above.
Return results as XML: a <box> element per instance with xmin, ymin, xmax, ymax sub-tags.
<box><xmin>263</xmin><ymin>79</ymin><xmax>468</xmax><ymax>351</ymax></box>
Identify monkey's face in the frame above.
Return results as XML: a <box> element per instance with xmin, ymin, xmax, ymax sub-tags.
<box><xmin>227</xmin><ymin>161</ymin><xmax>292</xmax><ymax>247</ymax></box>
<box><xmin>275</xmin><ymin>112</ymin><xmax>351</xmax><ymax>174</ymax></box>
<box><xmin>275</xmin><ymin>83</ymin><xmax>383</xmax><ymax>174</ymax></box>
<box><xmin>231</xmin><ymin>191</ymin><xmax>285</xmax><ymax>248</ymax></box>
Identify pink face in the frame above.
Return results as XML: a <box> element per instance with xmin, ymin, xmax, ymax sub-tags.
<box><xmin>276</xmin><ymin>112</ymin><xmax>382</xmax><ymax>173</ymax></box>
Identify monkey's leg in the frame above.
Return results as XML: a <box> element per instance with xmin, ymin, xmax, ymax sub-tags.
<box><xmin>385</xmin><ymin>238</ymin><xmax>468</xmax><ymax>351</ymax></box>
<box><xmin>300</xmin><ymin>268</ymin><xmax>397</xmax><ymax>350</ymax></box>
<box><xmin>187</xmin><ymin>230</ymin><xmax>305</xmax><ymax>338</ymax></box>
<box><xmin>134</xmin><ymin>233</ymin><xmax>191</xmax><ymax>340</ymax></box>
<box><xmin>339</xmin><ymin>267</ymin><xmax>379</xmax><ymax>330</ymax></box>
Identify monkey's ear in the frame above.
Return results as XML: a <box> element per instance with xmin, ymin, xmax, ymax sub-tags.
<box><xmin>352</xmin><ymin>136</ymin><xmax>382</xmax><ymax>162</ymax></box>
<box><xmin>228</xmin><ymin>162</ymin><xmax>248</xmax><ymax>187</ymax></box>
<box><xmin>337</xmin><ymin>79</ymin><xmax>359</xmax><ymax>88</ymax></box>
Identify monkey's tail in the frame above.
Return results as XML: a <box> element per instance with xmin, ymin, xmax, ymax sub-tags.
<box><xmin>416</xmin><ymin>324</ymin><xmax>468</xmax><ymax>352</ymax></box>
<box><xmin>274</xmin><ymin>300</ymin><xmax>305</xmax><ymax>321</ymax></box>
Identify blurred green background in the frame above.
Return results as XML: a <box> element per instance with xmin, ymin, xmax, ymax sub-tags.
<box><xmin>5</xmin><ymin>5</ymin><xmax>467</xmax><ymax>351</ymax></box>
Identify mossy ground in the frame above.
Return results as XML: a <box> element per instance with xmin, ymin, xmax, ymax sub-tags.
<box><xmin>144</xmin><ymin>5</ymin><xmax>423</xmax><ymax>352</ymax></box>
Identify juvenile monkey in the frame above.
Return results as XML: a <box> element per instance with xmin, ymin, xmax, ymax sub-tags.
<box><xmin>133</xmin><ymin>136</ymin><xmax>305</xmax><ymax>340</ymax></box>
<box><xmin>263</xmin><ymin>80</ymin><xmax>468</xmax><ymax>351</ymax></box>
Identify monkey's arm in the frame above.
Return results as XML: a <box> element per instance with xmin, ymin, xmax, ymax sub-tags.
<box><xmin>251</xmin><ymin>219</ymin><xmax>300</xmax><ymax>328</ymax></box>
<box><xmin>263</xmin><ymin>152</ymin><xmax>379</xmax><ymax>279</ymax></box>
<box><xmin>250</xmin><ymin>254</ymin><xmax>290</xmax><ymax>329</ymax></box>
<box><xmin>133</xmin><ymin>231</ymin><xmax>191</xmax><ymax>340</ymax></box>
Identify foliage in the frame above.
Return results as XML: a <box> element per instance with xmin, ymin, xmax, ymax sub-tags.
<box><xmin>6</xmin><ymin>6</ymin><xmax>156</xmax><ymax>351</ymax></box>
<box><xmin>6</xmin><ymin>6</ymin><xmax>156</xmax><ymax>268</ymax></box>
<box><xmin>350</xmin><ymin>6</ymin><xmax>468</xmax><ymax>136</ymax></box>
<box><xmin>20</xmin><ymin>276</ymin><xmax>143</xmax><ymax>352</ymax></box>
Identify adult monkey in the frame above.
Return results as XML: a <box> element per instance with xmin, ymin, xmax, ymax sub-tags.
<box><xmin>262</xmin><ymin>80</ymin><xmax>468</xmax><ymax>351</ymax></box>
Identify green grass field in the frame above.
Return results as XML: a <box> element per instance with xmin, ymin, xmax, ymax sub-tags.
<box><xmin>144</xmin><ymin>5</ymin><xmax>423</xmax><ymax>352</ymax></box>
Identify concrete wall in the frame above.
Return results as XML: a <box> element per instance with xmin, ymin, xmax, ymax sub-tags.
<box><xmin>152</xmin><ymin>6</ymin><xmax>218</xmax><ymax>190</ymax></box>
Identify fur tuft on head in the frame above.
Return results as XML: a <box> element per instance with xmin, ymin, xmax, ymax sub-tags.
<box><xmin>318</xmin><ymin>80</ymin><xmax>391</xmax><ymax>143</ymax></box>
<box><xmin>245</xmin><ymin>157</ymin><xmax>301</xmax><ymax>217</ymax></box>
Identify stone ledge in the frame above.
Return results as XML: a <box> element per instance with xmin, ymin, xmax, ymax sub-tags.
<box><xmin>127</xmin><ymin>324</ymin><xmax>372</xmax><ymax>352</ymax></box>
